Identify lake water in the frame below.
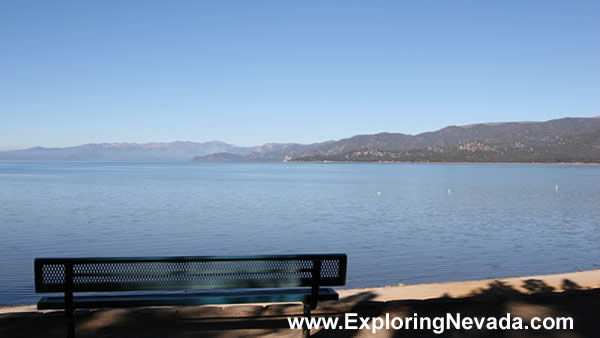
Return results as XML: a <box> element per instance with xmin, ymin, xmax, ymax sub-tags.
<box><xmin>1</xmin><ymin>162</ymin><xmax>599</xmax><ymax>305</ymax></box>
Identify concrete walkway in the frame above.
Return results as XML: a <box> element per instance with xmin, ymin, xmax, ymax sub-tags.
<box><xmin>2</xmin><ymin>270</ymin><xmax>599</xmax><ymax>337</ymax></box>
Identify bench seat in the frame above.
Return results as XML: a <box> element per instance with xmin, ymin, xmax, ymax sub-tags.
<box><xmin>38</xmin><ymin>287</ymin><xmax>339</xmax><ymax>309</ymax></box>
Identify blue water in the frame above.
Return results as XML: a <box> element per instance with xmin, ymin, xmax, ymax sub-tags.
<box><xmin>1</xmin><ymin>162</ymin><xmax>599</xmax><ymax>305</ymax></box>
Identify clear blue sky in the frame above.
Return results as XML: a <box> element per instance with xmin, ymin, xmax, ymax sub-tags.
<box><xmin>1</xmin><ymin>1</ymin><xmax>599</xmax><ymax>149</ymax></box>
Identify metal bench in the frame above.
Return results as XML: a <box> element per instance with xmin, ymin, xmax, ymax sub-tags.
<box><xmin>34</xmin><ymin>254</ymin><xmax>347</xmax><ymax>337</ymax></box>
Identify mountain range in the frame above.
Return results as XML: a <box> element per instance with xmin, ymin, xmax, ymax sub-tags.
<box><xmin>2</xmin><ymin>117</ymin><xmax>600</xmax><ymax>163</ymax></box>
<box><xmin>0</xmin><ymin>141</ymin><xmax>254</xmax><ymax>161</ymax></box>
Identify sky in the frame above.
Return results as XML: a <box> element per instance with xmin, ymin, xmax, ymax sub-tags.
<box><xmin>1</xmin><ymin>1</ymin><xmax>599</xmax><ymax>150</ymax></box>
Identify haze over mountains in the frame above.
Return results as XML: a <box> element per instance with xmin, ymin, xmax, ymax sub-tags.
<box><xmin>0</xmin><ymin>141</ymin><xmax>254</xmax><ymax>162</ymax></box>
<box><xmin>2</xmin><ymin>117</ymin><xmax>600</xmax><ymax>163</ymax></box>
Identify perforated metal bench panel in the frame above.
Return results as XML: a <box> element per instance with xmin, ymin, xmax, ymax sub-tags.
<box><xmin>35</xmin><ymin>254</ymin><xmax>346</xmax><ymax>293</ymax></box>
<box><xmin>37</xmin><ymin>287</ymin><xmax>340</xmax><ymax>309</ymax></box>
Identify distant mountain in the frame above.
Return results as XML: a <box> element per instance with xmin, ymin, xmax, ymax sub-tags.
<box><xmin>246</xmin><ymin>142</ymin><xmax>334</xmax><ymax>161</ymax></box>
<box><xmin>0</xmin><ymin>141</ymin><xmax>255</xmax><ymax>161</ymax></box>
<box><xmin>3</xmin><ymin>117</ymin><xmax>600</xmax><ymax>163</ymax></box>
<box><xmin>192</xmin><ymin>152</ymin><xmax>249</xmax><ymax>163</ymax></box>
<box><xmin>192</xmin><ymin>142</ymin><xmax>332</xmax><ymax>162</ymax></box>
<box><xmin>291</xmin><ymin>117</ymin><xmax>600</xmax><ymax>163</ymax></box>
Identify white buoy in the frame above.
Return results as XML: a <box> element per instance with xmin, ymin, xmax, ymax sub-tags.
<box><xmin>448</xmin><ymin>188</ymin><xmax>452</xmax><ymax>194</ymax></box>
<box><xmin>555</xmin><ymin>184</ymin><xmax>558</xmax><ymax>192</ymax></box>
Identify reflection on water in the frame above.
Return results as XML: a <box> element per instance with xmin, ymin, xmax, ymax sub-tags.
<box><xmin>1</xmin><ymin>162</ymin><xmax>599</xmax><ymax>305</ymax></box>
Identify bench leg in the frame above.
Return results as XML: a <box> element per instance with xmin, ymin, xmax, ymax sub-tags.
<box><xmin>65</xmin><ymin>306</ymin><xmax>75</xmax><ymax>338</ymax></box>
<box><xmin>302</xmin><ymin>302</ymin><xmax>311</xmax><ymax>338</ymax></box>
<box><xmin>65</xmin><ymin>264</ymin><xmax>75</xmax><ymax>338</ymax></box>
<box><xmin>67</xmin><ymin>315</ymin><xmax>75</xmax><ymax>338</ymax></box>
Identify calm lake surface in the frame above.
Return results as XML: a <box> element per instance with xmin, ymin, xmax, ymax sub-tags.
<box><xmin>1</xmin><ymin>162</ymin><xmax>599</xmax><ymax>305</ymax></box>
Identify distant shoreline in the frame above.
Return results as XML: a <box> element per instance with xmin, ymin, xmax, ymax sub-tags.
<box><xmin>2</xmin><ymin>159</ymin><xmax>600</xmax><ymax>165</ymax></box>
<box><xmin>289</xmin><ymin>160</ymin><xmax>600</xmax><ymax>165</ymax></box>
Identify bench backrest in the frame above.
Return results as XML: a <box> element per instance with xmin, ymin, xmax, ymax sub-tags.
<box><xmin>35</xmin><ymin>254</ymin><xmax>347</xmax><ymax>293</ymax></box>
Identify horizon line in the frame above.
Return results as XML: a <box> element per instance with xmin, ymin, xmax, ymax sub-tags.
<box><xmin>2</xmin><ymin>115</ymin><xmax>599</xmax><ymax>151</ymax></box>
